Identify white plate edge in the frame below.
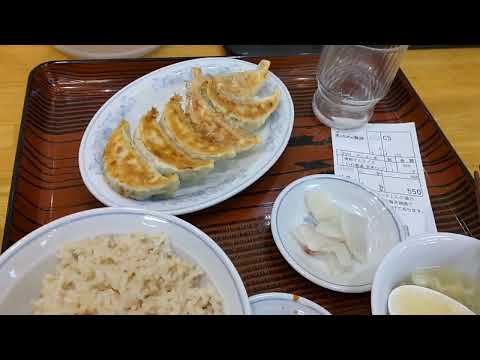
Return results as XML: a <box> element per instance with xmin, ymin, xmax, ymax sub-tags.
<box><xmin>78</xmin><ymin>57</ymin><xmax>295</xmax><ymax>215</ymax></box>
<box><xmin>249</xmin><ymin>292</ymin><xmax>331</xmax><ymax>315</ymax></box>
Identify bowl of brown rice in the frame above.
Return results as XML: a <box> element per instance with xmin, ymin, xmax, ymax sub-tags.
<box><xmin>0</xmin><ymin>208</ymin><xmax>251</xmax><ymax>315</ymax></box>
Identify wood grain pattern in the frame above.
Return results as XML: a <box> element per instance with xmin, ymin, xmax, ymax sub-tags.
<box><xmin>0</xmin><ymin>46</ymin><xmax>227</xmax><ymax>245</ymax></box>
<box><xmin>2</xmin><ymin>46</ymin><xmax>480</xmax><ymax>251</ymax></box>
<box><xmin>2</xmin><ymin>55</ymin><xmax>479</xmax><ymax>315</ymax></box>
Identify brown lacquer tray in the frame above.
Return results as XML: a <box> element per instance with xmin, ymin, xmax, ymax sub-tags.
<box><xmin>3</xmin><ymin>56</ymin><xmax>479</xmax><ymax>314</ymax></box>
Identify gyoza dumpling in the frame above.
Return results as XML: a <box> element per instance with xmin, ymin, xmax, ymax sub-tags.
<box><xmin>161</xmin><ymin>95</ymin><xmax>237</xmax><ymax>160</ymax></box>
<box><xmin>204</xmin><ymin>77</ymin><xmax>281</xmax><ymax>131</ymax></box>
<box><xmin>212</xmin><ymin>60</ymin><xmax>271</xmax><ymax>97</ymax></box>
<box><xmin>186</xmin><ymin>68</ymin><xmax>260</xmax><ymax>154</ymax></box>
<box><xmin>103</xmin><ymin>120</ymin><xmax>179</xmax><ymax>200</ymax></box>
<box><xmin>133</xmin><ymin>107</ymin><xmax>214</xmax><ymax>181</ymax></box>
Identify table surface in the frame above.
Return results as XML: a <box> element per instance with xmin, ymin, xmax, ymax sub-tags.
<box><xmin>1</xmin><ymin>45</ymin><xmax>479</xmax><ymax>249</ymax></box>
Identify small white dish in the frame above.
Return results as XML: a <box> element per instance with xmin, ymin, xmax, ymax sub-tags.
<box><xmin>79</xmin><ymin>57</ymin><xmax>294</xmax><ymax>215</ymax></box>
<box><xmin>249</xmin><ymin>292</ymin><xmax>331</xmax><ymax>315</ymax></box>
<box><xmin>371</xmin><ymin>232</ymin><xmax>480</xmax><ymax>315</ymax></box>
<box><xmin>271</xmin><ymin>174</ymin><xmax>405</xmax><ymax>293</ymax></box>
<box><xmin>0</xmin><ymin>207</ymin><xmax>251</xmax><ymax>315</ymax></box>
<box><xmin>54</xmin><ymin>45</ymin><xmax>161</xmax><ymax>59</ymax></box>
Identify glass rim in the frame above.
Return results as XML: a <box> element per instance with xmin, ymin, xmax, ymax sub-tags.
<box><xmin>354</xmin><ymin>45</ymin><xmax>409</xmax><ymax>52</ymax></box>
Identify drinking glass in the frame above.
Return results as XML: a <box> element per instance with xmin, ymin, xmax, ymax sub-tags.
<box><xmin>312</xmin><ymin>45</ymin><xmax>409</xmax><ymax>129</ymax></box>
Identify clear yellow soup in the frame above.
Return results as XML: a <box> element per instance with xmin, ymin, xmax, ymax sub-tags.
<box><xmin>399</xmin><ymin>267</ymin><xmax>479</xmax><ymax>315</ymax></box>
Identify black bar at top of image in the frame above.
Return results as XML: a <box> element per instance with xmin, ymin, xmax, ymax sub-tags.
<box><xmin>2</xmin><ymin>11</ymin><xmax>480</xmax><ymax>44</ymax></box>
<box><xmin>3</xmin><ymin>3</ymin><xmax>480</xmax><ymax>43</ymax></box>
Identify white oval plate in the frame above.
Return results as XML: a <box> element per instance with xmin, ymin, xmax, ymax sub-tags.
<box><xmin>79</xmin><ymin>57</ymin><xmax>294</xmax><ymax>215</ymax></box>
<box><xmin>0</xmin><ymin>208</ymin><xmax>251</xmax><ymax>315</ymax></box>
<box><xmin>249</xmin><ymin>292</ymin><xmax>331</xmax><ymax>315</ymax></box>
<box><xmin>271</xmin><ymin>175</ymin><xmax>405</xmax><ymax>294</ymax></box>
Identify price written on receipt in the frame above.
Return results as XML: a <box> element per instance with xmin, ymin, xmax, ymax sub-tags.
<box><xmin>332</xmin><ymin>123</ymin><xmax>437</xmax><ymax>236</ymax></box>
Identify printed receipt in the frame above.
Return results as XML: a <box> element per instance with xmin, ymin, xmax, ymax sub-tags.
<box><xmin>331</xmin><ymin>122</ymin><xmax>437</xmax><ymax>237</ymax></box>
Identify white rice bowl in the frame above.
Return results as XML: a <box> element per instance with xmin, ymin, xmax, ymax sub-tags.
<box><xmin>0</xmin><ymin>208</ymin><xmax>250</xmax><ymax>315</ymax></box>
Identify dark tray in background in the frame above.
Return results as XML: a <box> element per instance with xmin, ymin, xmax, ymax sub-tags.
<box><xmin>224</xmin><ymin>45</ymin><xmax>480</xmax><ymax>56</ymax></box>
<box><xmin>3</xmin><ymin>56</ymin><xmax>479</xmax><ymax>314</ymax></box>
